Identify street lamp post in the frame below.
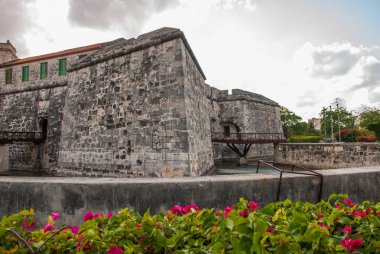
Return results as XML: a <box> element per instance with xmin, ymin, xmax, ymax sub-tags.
<box><xmin>336</xmin><ymin>101</ymin><xmax>341</xmax><ymax>142</ymax></box>
<box><xmin>329</xmin><ymin>105</ymin><xmax>334</xmax><ymax>142</ymax></box>
<box><xmin>323</xmin><ymin>107</ymin><xmax>327</xmax><ymax>140</ymax></box>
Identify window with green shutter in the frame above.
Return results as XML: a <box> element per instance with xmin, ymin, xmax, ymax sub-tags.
<box><xmin>5</xmin><ymin>69</ymin><xmax>12</xmax><ymax>84</ymax></box>
<box><xmin>22</xmin><ymin>66</ymin><xmax>29</xmax><ymax>82</ymax></box>
<box><xmin>40</xmin><ymin>62</ymin><xmax>48</xmax><ymax>79</ymax></box>
<box><xmin>58</xmin><ymin>59</ymin><xmax>67</xmax><ymax>76</ymax></box>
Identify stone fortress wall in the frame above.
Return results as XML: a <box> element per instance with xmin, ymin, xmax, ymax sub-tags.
<box><xmin>0</xmin><ymin>28</ymin><xmax>283</xmax><ymax>177</ymax></box>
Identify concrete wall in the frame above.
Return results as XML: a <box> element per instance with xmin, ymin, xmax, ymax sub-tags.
<box><xmin>0</xmin><ymin>144</ymin><xmax>9</xmax><ymax>172</ymax></box>
<box><xmin>0</xmin><ymin>167</ymin><xmax>378</xmax><ymax>226</ymax></box>
<box><xmin>274</xmin><ymin>143</ymin><xmax>380</xmax><ymax>169</ymax></box>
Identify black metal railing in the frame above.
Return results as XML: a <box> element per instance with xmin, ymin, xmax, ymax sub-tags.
<box><xmin>0</xmin><ymin>131</ymin><xmax>44</xmax><ymax>143</ymax></box>
<box><xmin>211</xmin><ymin>132</ymin><xmax>287</xmax><ymax>144</ymax></box>
<box><xmin>256</xmin><ymin>160</ymin><xmax>323</xmax><ymax>202</ymax></box>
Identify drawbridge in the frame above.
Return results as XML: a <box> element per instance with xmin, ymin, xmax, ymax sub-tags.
<box><xmin>211</xmin><ymin>132</ymin><xmax>286</xmax><ymax>162</ymax></box>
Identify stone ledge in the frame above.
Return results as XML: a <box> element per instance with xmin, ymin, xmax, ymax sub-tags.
<box><xmin>0</xmin><ymin>166</ymin><xmax>378</xmax><ymax>225</ymax></box>
<box><xmin>0</xmin><ymin>81</ymin><xmax>67</xmax><ymax>96</ymax></box>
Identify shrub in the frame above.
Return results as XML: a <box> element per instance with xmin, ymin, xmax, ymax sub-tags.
<box><xmin>336</xmin><ymin>129</ymin><xmax>363</xmax><ymax>142</ymax></box>
<box><xmin>1</xmin><ymin>194</ymin><xmax>379</xmax><ymax>253</ymax></box>
<box><xmin>288</xmin><ymin>135</ymin><xmax>322</xmax><ymax>143</ymax></box>
<box><xmin>356</xmin><ymin>135</ymin><xmax>377</xmax><ymax>142</ymax></box>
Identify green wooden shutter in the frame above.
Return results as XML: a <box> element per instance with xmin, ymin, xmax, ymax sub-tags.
<box><xmin>40</xmin><ymin>62</ymin><xmax>48</xmax><ymax>79</ymax></box>
<box><xmin>5</xmin><ymin>69</ymin><xmax>12</xmax><ymax>84</ymax></box>
<box><xmin>22</xmin><ymin>66</ymin><xmax>29</xmax><ymax>82</ymax></box>
<box><xmin>58</xmin><ymin>59</ymin><xmax>67</xmax><ymax>76</ymax></box>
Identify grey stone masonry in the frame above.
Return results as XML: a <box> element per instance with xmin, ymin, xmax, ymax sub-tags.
<box><xmin>274</xmin><ymin>143</ymin><xmax>380</xmax><ymax>169</ymax></box>
<box><xmin>0</xmin><ymin>28</ymin><xmax>284</xmax><ymax>177</ymax></box>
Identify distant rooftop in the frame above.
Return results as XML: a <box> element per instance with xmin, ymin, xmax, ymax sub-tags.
<box><xmin>0</xmin><ymin>42</ymin><xmax>104</xmax><ymax>67</ymax></box>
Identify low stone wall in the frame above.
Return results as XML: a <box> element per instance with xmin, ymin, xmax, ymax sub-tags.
<box><xmin>0</xmin><ymin>167</ymin><xmax>379</xmax><ymax>225</ymax></box>
<box><xmin>274</xmin><ymin>143</ymin><xmax>380</xmax><ymax>169</ymax></box>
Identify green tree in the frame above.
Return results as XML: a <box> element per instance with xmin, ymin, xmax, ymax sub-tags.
<box><xmin>359</xmin><ymin>107</ymin><xmax>380</xmax><ymax>137</ymax></box>
<box><xmin>280</xmin><ymin>106</ymin><xmax>316</xmax><ymax>137</ymax></box>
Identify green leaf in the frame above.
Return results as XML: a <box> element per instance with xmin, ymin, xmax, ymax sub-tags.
<box><xmin>226</xmin><ymin>219</ymin><xmax>234</xmax><ymax>231</ymax></box>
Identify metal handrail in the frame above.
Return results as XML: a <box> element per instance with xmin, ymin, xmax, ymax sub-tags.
<box><xmin>256</xmin><ymin>160</ymin><xmax>323</xmax><ymax>202</ymax></box>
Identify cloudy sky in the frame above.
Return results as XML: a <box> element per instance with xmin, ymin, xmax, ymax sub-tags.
<box><xmin>1</xmin><ymin>0</ymin><xmax>379</xmax><ymax>120</ymax></box>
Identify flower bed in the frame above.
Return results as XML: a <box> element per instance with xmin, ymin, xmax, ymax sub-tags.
<box><xmin>1</xmin><ymin>194</ymin><xmax>379</xmax><ymax>253</ymax></box>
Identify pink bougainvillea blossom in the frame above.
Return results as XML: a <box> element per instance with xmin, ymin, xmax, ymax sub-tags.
<box><xmin>71</xmin><ymin>226</ymin><xmax>79</xmax><ymax>234</ymax></box>
<box><xmin>318</xmin><ymin>222</ymin><xmax>330</xmax><ymax>230</ymax></box>
<box><xmin>266</xmin><ymin>227</ymin><xmax>275</xmax><ymax>233</ymax></box>
<box><xmin>353</xmin><ymin>211</ymin><xmax>367</xmax><ymax>218</ymax></box>
<box><xmin>43</xmin><ymin>223</ymin><xmax>56</xmax><ymax>233</ymax></box>
<box><xmin>170</xmin><ymin>204</ymin><xmax>200</xmax><ymax>215</ymax></box>
<box><xmin>138</xmin><ymin>235</ymin><xmax>145</xmax><ymax>246</ymax></box>
<box><xmin>316</xmin><ymin>213</ymin><xmax>323</xmax><ymax>219</ymax></box>
<box><xmin>344</xmin><ymin>199</ymin><xmax>354</xmax><ymax>207</ymax></box>
<box><xmin>136</xmin><ymin>223</ymin><xmax>142</xmax><ymax>230</ymax></box>
<box><xmin>183</xmin><ymin>204</ymin><xmax>200</xmax><ymax>214</ymax></box>
<box><xmin>247</xmin><ymin>201</ymin><xmax>259</xmax><ymax>211</ymax></box>
<box><xmin>376</xmin><ymin>211</ymin><xmax>380</xmax><ymax>216</ymax></box>
<box><xmin>240</xmin><ymin>210</ymin><xmax>248</xmax><ymax>218</ymax></box>
<box><xmin>340</xmin><ymin>237</ymin><xmax>363</xmax><ymax>253</ymax></box>
<box><xmin>170</xmin><ymin>205</ymin><xmax>184</xmax><ymax>215</ymax></box>
<box><xmin>94</xmin><ymin>213</ymin><xmax>103</xmax><ymax>219</ymax></box>
<box><xmin>22</xmin><ymin>219</ymin><xmax>35</xmax><ymax>231</ymax></box>
<box><xmin>107</xmin><ymin>212</ymin><xmax>113</xmax><ymax>219</ymax></box>
<box><xmin>336</xmin><ymin>204</ymin><xmax>342</xmax><ymax>210</ymax></box>
<box><xmin>341</xmin><ymin>226</ymin><xmax>353</xmax><ymax>234</ymax></box>
<box><xmin>50</xmin><ymin>212</ymin><xmax>60</xmax><ymax>221</ymax></box>
<box><xmin>223</xmin><ymin>206</ymin><xmax>234</xmax><ymax>218</ymax></box>
<box><xmin>215</xmin><ymin>210</ymin><xmax>220</xmax><ymax>216</ymax></box>
<box><xmin>107</xmin><ymin>246</ymin><xmax>123</xmax><ymax>254</ymax></box>
<box><xmin>77</xmin><ymin>237</ymin><xmax>92</xmax><ymax>250</ymax></box>
<box><xmin>83</xmin><ymin>211</ymin><xmax>94</xmax><ymax>221</ymax></box>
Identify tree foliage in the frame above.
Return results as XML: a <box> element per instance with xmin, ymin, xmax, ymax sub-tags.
<box><xmin>359</xmin><ymin>107</ymin><xmax>380</xmax><ymax>137</ymax></box>
<box><xmin>280</xmin><ymin>106</ymin><xmax>319</xmax><ymax>138</ymax></box>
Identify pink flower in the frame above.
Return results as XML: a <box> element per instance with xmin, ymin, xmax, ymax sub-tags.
<box><xmin>266</xmin><ymin>227</ymin><xmax>275</xmax><ymax>233</ymax></box>
<box><xmin>240</xmin><ymin>210</ymin><xmax>248</xmax><ymax>218</ymax></box>
<box><xmin>341</xmin><ymin>226</ymin><xmax>352</xmax><ymax>234</ymax></box>
<box><xmin>138</xmin><ymin>235</ymin><xmax>145</xmax><ymax>246</ymax></box>
<box><xmin>223</xmin><ymin>206</ymin><xmax>234</xmax><ymax>218</ymax></box>
<box><xmin>107</xmin><ymin>246</ymin><xmax>123</xmax><ymax>254</ymax></box>
<box><xmin>340</xmin><ymin>237</ymin><xmax>363</xmax><ymax>253</ymax></box>
<box><xmin>376</xmin><ymin>211</ymin><xmax>380</xmax><ymax>216</ymax></box>
<box><xmin>319</xmin><ymin>222</ymin><xmax>330</xmax><ymax>230</ymax></box>
<box><xmin>247</xmin><ymin>201</ymin><xmax>259</xmax><ymax>211</ymax></box>
<box><xmin>83</xmin><ymin>211</ymin><xmax>94</xmax><ymax>221</ymax></box>
<box><xmin>344</xmin><ymin>199</ymin><xmax>354</xmax><ymax>207</ymax></box>
<box><xmin>336</xmin><ymin>204</ymin><xmax>342</xmax><ymax>209</ymax></box>
<box><xmin>71</xmin><ymin>226</ymin><xmax>79</xmax><ymax>234</ymax></box>
<box><xmin>171</xmin><ymin>205</ymin><xmax>184</xmax><ymax>215</ymax></box>
<box><xmin>43</xmin><ymin>223</ymin><xmax>56</xmax><ymax>233</ymax></box>
<box><xmin>316</xmin><ymin>213</ymin><xmax>323</xmax><ymax>219</ymax></box>
<box><xmin>353</xmin><ymin>211</ymin><xmax>367</xmax><ymax>218</ymax></box>
<box><xmin>22</xmin><ymin>220</ymin><xmax>35</xmax><ymax>231</ymax></box>
<box><xmin>94</xmin><ymin>213</ymin><xmax>103</xmax><ymax>219</ymax></box>
<box><xmin>107</xmin><ymin>212</ymin><xmax>113</xmax><ymax>219</ymax></box>
<box><xmin>77</xmin><ymin>237</ymin><xmax>92</xmax><ymax>250</ymax></box>
<box><xmin>50</xmin><ymin>212</ymin><xmax>60</xmax><ymax>220</ymax></box>
<box><xmin>215</xmin><ymin>210</ymin><xmax>220</xmax><ymax>216</ymax></box>
<box><xmin>136</xmin><ymin>223</ymin><xmax>142</xmax><ymax>230</ymax></box>
<box><xmin>183</xmin><ymin>204</ymin><xmax>200</xmax><ymax>214</ymax></box>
